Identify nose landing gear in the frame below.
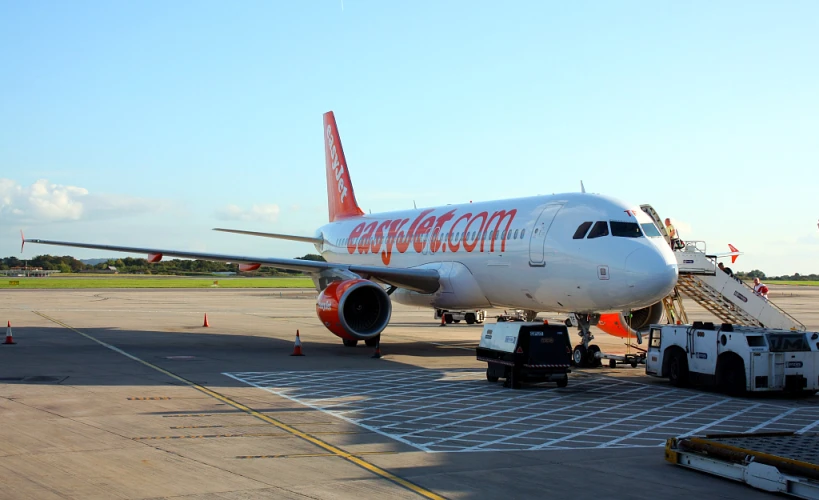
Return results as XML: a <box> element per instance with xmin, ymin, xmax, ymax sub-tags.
<box><xmin>570</xmin><ymin>313</ymin><xmax>602</xmax><ymax>368</ymax></box>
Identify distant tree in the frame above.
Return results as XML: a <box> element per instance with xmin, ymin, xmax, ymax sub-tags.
<box><xmin>746</xmin><ymin>269</ymin><xmax>766</xmax><ymax>279</ymax></box>
<box><xmin>58</xmin><ymin>263</ymin><xmax>72</xmax><ymax>274</ymax></box>
<box><xmin>297</xmin><ymin>253</ymin><xmax>326</xmax><ymax>262</ymax></box>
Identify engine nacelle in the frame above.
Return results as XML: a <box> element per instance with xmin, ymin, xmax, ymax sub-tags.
<box><xmin>316</xmin><ymin>279</ymin><xmax>392</xmax><ymax>341</ymax></box>
<box><xmin>596</xmin><ymin>302</ymin><xmax>664</xmax><ymax>339</ymax></box>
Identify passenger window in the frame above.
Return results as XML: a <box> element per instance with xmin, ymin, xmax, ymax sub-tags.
<box><xmin>513</xmin><ymin>229</ymin><xmax>519</xmax><ymax>239</ymax></box>
<box><xmin>586</xmin><ymin>221</ymin><xmax>609</xmax><ymax>239</ymax></box>
<box><xmin>502</xmin><ymin>230</ymin><xmax>507</xmax><ymax>240</ymax></box>
<box><xmin>520</xmin><ymin>229</ymin><xmax>525</xmax><ymax>239</ymax></box>
<box><xmin>573</xmin><ymin>221</ymin><xmax>593</xmax><ymax>239</ymax></box>
<box><xmin>507</xmin><ymin>230</ymin><xmax>512</xmax><ymax>240</ymax></box>
<box><xmin>610</xmin><ymin>221</ymin><xmax>643</xmax><ymax>238</ymax></box>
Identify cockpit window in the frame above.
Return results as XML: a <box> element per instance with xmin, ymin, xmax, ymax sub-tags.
<box><xmin>640</xmin><ymin>222</ymin><xmax>662</xmax><ymax>237</ymax></box>
<box><xmin>610</xmin><ymin>221</ymin><xmax>643</xmax><ymax>238</ymax></box>
<box><xmin>573</xmin><ymin>221</ymin><xmax>593</xmax><ymax>239</ymax></box>
<box><xmin>586</xmin><ymin>221</ymin><xmax>609</xmax><ymax>239</ymax></box>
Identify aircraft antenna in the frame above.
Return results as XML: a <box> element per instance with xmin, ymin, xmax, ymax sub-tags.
<box><xmin>580</xmin><ymin>181</ymin><xmax>586</xmax><ymax>193</ymax></box>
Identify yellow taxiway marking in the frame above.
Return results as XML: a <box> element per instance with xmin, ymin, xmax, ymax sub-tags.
<box><xmin>134</xmin><ymin>433</ymin><xmax>287</xmax><ymax>440</ymax></box>
<box><xmin>236</xmin><ymin>451</ymin><xmax>398</xmax><ymax>459</ymax></box>
<box><xmin>34</xmin><ymin>311</ymin><xmax>445</xmax><ymax>500</ymax></box>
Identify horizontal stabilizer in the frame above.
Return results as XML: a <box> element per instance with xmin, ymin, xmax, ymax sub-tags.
<box><xmin>213</xmin><ymin>228</ymin><xmax>322</xmax><ymax>245</ymax></box>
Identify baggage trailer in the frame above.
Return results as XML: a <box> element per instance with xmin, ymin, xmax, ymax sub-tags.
<box><xmin>476</xmin><ymin>322</ymin><xmax>572</xmax><ymax>388</ymax></box>
<box><xmin>645</xmin><ymin>321</ymin><xmax>819</xmax><ymax>395</ymax></box>
<box><xmin>666</xmin><ymin>432</ymin><xmax>819</xmax><ymax>499</ymax></box>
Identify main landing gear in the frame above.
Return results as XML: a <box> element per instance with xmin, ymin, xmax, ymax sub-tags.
<box><xmin>568</xmin><ymin>313</ymin><xmax>602</xmax><ymax>368</ymax></box>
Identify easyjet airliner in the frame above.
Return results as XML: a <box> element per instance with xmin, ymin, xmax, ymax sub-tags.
<box><xmin>24</xmin><ymin>111</ymin><xmax>678</xmax><ymax>366</ymax></box>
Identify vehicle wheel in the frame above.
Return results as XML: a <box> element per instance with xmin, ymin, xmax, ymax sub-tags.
<box><xmin>631</xmin><ymin>361</ymin><xmax>638</xmax><ymax>368</ymax></box>
<box><xmin>556</xmin><ymin>376</ymin><xmax>568</xmax><ymax>388</ymax></box>
<box><xmin>342</xmin><ymin>339</ymin><xmax>358</xmax><ymax>347</ymax></box>
<box><xmin>587</xmin><ymin>345</ymin><xmax>602</xmax><ymax>367</ymax></box>
<box><xmin>444</xmin><ymin>314</ymin><xmax>453</xmax><ymax>324</ymax></box>
<box><xmin>572</xmin><ymin>345</ymin><xmax>588</xmax><ymax>368</ymax></box>
<box><xmin>364</xmin><ymin>336</ymin><xmax>380</xmax><ymax>348</ymax></box>
<box><xmin>465</xmin><ymin>313</ymin><xmax>476</xmax><ymax>325</ymax></box>
<box><xmin>453</xmin><ymin>319</ymin><xmax>461</xmax><ymax>323</ymax></box>
<box><xmin>486</xmin><ymin>369</ymin><xmax>499</xmax><ymax>383</ymax></box>
<box><xmin>668</xmin><ymin>350</ymin><xmax>689</xmax><ymax>387</ymax></box>
<box><xmin>609</xmin><ymin>359</ymin><xmax>617</xmax><ymax>368</ymax></box>
<box><xmin>718</xmin><ymin>356</ymin><xmax>746</xmax><ymax>396</ymax></box>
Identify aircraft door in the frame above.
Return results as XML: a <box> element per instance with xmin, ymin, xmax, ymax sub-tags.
<box><xmin>528</xmin><ymin>203</ymin><xmax>564</xmax><ymax>267</ymax></box>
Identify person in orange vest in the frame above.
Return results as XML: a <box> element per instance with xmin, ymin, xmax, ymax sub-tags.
<box><xmin>664</xmin><ymin>218</ymin><xmax>682</xmax><ymax>250</ymax></box>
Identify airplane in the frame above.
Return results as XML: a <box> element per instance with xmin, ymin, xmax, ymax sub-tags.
<box><xmin>23</xmin><ymin>111</ymin><xmax>679</xmax><ymax>367</ymax></box>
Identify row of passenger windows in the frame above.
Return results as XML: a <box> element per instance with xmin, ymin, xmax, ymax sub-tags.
<box><xmin>572</xmin><ymin>221</ymin><xmax>662</xmax><ymax>240</ymax></box>
<box><xmin>335</xmin><ymin>228</ymin><xmax>526</xmax><ymax>248</ymax></box>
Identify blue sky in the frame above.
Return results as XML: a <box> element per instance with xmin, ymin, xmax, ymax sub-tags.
<box><xmin>2</xmin><ymin>1</ymin><xmax>818</xmax><ymax>275</ymax></box>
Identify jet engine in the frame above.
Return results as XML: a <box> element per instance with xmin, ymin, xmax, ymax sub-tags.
<box><xmin>596</xmin><ymin>302</ymin><xmax>664</xmax><ymax>339</ymax></box>
<box><xmin>316</xmin><ymin>279</ymin><xmax>392</xmax><ymax>342</ymax></box>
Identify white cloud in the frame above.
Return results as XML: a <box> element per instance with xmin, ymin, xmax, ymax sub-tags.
<box><xmin>215</xmin><ymin>203</ymin><xmax>281</xmax><ymax>222</ymax></box>
<box><xmin>0</xmin><ymin>178</ymin><xmax>172</xmax><ymax>224</ymax></box>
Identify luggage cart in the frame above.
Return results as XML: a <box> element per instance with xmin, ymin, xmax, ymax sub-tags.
<box><xmin>476</xmin><ymin>322</ymin><xmax>572</xmax><ymax>388</ymax></box>
<box><xmin>666</xmin><ymin>432</ymin><xmax>819</xmax><ymax>499</ymax></box>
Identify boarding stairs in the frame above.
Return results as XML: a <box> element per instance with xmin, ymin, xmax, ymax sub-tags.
<box><xmin>639</xmin><ymin>205</ymin><xmax>805</xmax><ymax>332</ymax></box>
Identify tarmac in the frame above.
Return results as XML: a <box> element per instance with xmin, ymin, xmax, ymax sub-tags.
<box><xmin>0</xmin><ymin>285</ymin><xmax>817</xmax><ymax>499</ymax></box>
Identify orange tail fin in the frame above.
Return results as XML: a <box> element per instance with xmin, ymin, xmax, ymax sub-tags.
<box><xmin>323</xmin><ymin>111</ymin><xmax>364</xmax><ymax>222</ymax></box>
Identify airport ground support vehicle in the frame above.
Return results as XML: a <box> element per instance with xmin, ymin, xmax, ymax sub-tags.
<box><xmin>477</xmin><ymin>322</ymin><xmax>572</xmax><ymax>388</ymax></box>
<box><xmin>645</xmin><ymin>322</ymin><xmax>819</xmax><ymax>395</ymax></box>
<box><xmin>434</xmin><ymin>309</ymin><xmax>485</xmax><ymax>325</ymax></box>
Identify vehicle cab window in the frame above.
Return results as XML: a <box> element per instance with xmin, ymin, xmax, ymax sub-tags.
<box><xmin>573</xmin><ymin>221</ymin><xmax>593</xmax><ymax>239</ymax></box>
<box><xmin>586</xmin><ymin>221</ymin><xmax>609</xmax><ymax>239</ymax></box>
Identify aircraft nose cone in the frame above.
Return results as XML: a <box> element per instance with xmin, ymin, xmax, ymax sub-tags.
<box><xmin>624</xmin><ymin>247</ymin><xmax>678</xmax><ymax>302</ymax></box>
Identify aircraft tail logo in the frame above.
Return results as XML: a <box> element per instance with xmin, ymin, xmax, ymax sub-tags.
<box><xmin>323</xmin><ymin>111</ymin><xmax>364</xmax><ymax>222</ymax></box>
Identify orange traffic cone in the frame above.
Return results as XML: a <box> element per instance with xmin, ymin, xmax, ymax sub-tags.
<box><xmin>290</xmin><ymin>330</ymin><xmax>305</xmax><ymax>356</ymax></box>
<box><xmin>3</xmin><ymin>321</ymin><xmax>15</xmax><ymax>345</ymax></box>
<box><xmin>203</xmin><ymin>314</ymin><xmax>210</xmax><ymax>327</ymax></box>
<box><xmin>371</xmin><ymin>340</ymin><xmax>382</xmax><ymax>359</ymax></box>
<box><xmin>439</xmin><ymin>314</ymin><xmax>446</xmax><ymax>327</ymax></box>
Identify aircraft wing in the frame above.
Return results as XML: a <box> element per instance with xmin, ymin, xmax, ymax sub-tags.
<box><xmin>22</xmin><ymin>238</ymin><xmax>440</xmax><ymax>294</ymax></box>
<box><xmin>213</xmin><ymin>228</ymin><xmax>323</xmax><ymax>245</ymax></box>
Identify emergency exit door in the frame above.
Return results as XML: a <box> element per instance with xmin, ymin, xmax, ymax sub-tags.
<box><xmin>528</xmin><ymin>203</ymin><xmax>564</xmax><ymax>267</ymax></box>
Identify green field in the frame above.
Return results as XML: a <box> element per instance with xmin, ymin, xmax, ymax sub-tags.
<box><xmin>0</xmin><ymin>276</ymin><xmax>314</xmax><ymax>289</ymax></box>
<box><xmin>769</xmin><ymin>281</ymin><xmax>819</xmax><ymax>286</ymax></box>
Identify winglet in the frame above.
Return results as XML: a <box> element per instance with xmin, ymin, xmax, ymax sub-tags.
<box><xmin>20</xmin><ymin>230</ymin><xmax>25</xmax><ymax>253</ymax></box>
<box><xmin>728</xmin><ymin>244</ymin><xmax>740</xmax><ymax>264</ymax></box>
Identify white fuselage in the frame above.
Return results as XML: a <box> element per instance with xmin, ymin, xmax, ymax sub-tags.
<box><xmin>315</xmin><ymin>193</ymin><xmax>678</xmax><ymax>314</ymax></box>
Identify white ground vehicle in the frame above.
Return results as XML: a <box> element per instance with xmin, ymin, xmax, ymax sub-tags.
<box><xmin>646</xmin><ymin>322</ymin><xmax>819</xmax><ymax>394</ymax></box>
<box><xmin>434</xmin><ymin>309</ymin><xmax>485</xmax><ymax>325</ymax></box>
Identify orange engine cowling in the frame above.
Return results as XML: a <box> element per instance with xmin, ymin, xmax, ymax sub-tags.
<box><xmin>316</xmin><ymin>279</ymin><xmax>392</xmax><ymax>341</ymax></box>
<box><xmin>597</xmin><ymin>302</ymin><xmax>664</xmax><ymax>339</ymax></box>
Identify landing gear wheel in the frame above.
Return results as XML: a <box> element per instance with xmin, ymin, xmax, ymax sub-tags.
<box><xmin>668</xmin><ymin>350</ymin><xmax>689</xmax><ymax>387</ymax></box>
<box><xmin>465</xmin><ymin>313</ymin><xmax>476</xmax><ymax>325</ymax></box>
<box><xmin>364</xmin><ymin>336</ymin><xmax>380</xmax><ymax>348</ymax></box>
<box><xmin>486</xmin><ymin>369</ymin><xmax>499</xmax><ymax>383</ymax></box>
<box><xmin>572</xmin><ymin>345</ymin><xmax>588</xmax><ymax>368</ymax></box>
<box><xmin>342</xmin><ymin>339</ymin><xmax>358</xmax><ymax>347</ymax></box>
<box><xmin>556</xmin><ymin>376</ymin><xmax>568</xmax><ymax>388</ymax></box>
<box><xmin>587</xmin><ymin>345</ymin><xmax>602</xmax><ymax>367</ymax></box>
<box><xmin>444</xmin><ymin>314</ymin><xmax>453</xmax><ymax>324</ymax></box>
<box><xmin>609</xmin><ymin>359</ymin><xmax>617</xmax><ymax>368</ymax></box>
